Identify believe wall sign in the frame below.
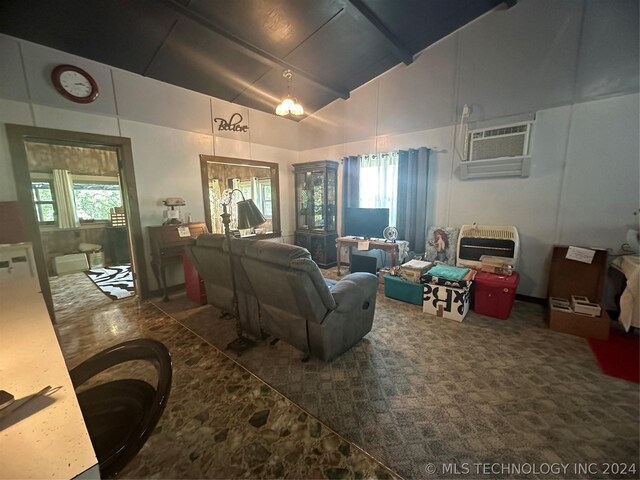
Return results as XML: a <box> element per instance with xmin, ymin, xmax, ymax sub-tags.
<box><xmin>214</xmin><ymin>113</ymin><xmax>249</xmax><ymax>133</ymax></box>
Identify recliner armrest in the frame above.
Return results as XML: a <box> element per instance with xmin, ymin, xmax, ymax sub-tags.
<box><xmin>331</xmin><ymin>272</ymin><xmax>378</xmax><ymax>313</ymax></box>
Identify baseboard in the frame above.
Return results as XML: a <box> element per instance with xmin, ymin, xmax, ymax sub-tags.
<box><xmin>515</xmin><ymin>294</ymin><xmax>546</xmax><ymax>306</ymax></box>
<box><xmin>141</xmin><ymin>283</ymin><xmax>185</xmax><ymax>300</ymax></box>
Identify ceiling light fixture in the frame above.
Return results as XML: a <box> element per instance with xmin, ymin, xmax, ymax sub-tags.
<box><xmin>275</xmin><ymin>69</ymin><xmax>304</xmax><ymax>116</ymax></box>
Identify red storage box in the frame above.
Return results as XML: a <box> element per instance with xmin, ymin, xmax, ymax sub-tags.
<box><xmin>473</xmin><ymin>271</ymin><xmax>519</xmax><ymax>319</ymax></box>
<box><xmin>183</xmin><ymin>254</ymin><xmax>207</xmax><ymax>305</ymax></box>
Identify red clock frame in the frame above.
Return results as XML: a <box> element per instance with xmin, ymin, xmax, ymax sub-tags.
<box><xmin>51</xmin><ymin>64</ymin><xmax>99</xmax><ymax>104</ymax></box>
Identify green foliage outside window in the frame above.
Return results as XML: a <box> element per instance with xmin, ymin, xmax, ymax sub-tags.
<box><xmin>73</xmin><ymin>183</ymin><xmax>122</xmax><ymax>221</ymax></box>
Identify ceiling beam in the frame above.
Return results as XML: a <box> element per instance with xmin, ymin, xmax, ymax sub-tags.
<box><xmin>344</xmin><ymin>0</ymin><xmax>414</xmax><ymax>65</ymax></box>
<box><xmin>156</xmin><ymin>0</ymin><xmax>350</xmax><ymax>99</ymax></box>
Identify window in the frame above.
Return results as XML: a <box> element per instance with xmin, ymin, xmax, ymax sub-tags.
<box><xmin>31</xmin><ymin>180</ymin><xmax>56</xmax><ymax>224</ymax></box>
<box><xmin>238</xmin><ymin>178</ymin><xmax>272</xmax><ymax>218</ymax></box>
<box><xmin>358</xmin><ymin>152</ymin><xmax>399</xmax><ymax>226</ymax></box>
<box><xmin>260</xmin><ymin>181</ymin><xmax>272</xmax><ymax>218</ymax></box>
<box><xmin>72</xmin><ymin>179</ymin><xmax>122</xmax><ymax>222</ymax></box>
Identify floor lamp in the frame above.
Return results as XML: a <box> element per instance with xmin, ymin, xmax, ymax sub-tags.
<box><xmin>220</xmin><ymin>188</ymin><xmax>266</xmax><ymax>355</ymax></box>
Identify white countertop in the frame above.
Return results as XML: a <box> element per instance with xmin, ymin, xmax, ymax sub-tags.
<box><xmin>0</xmin><ymin>278</ymin><xmax>99</xmax><ymax>479</ymax></box>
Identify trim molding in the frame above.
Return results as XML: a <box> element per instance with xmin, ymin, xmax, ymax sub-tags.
<box><xmin>6</xmin><ymin>124</ymin><xmax>148</xmax><ymax>319</ymax></box>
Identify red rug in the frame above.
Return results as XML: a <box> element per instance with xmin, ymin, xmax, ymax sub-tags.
<box><xmin>588</xmin><ymin>330</ymin><xmax>640</xmax><ymax>383</ymax></box>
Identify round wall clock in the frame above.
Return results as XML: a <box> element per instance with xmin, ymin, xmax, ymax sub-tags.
<box><xmin>51</xmin><ymin>64</ymin><xmax>99</xmax><ymax>103</ymax></box>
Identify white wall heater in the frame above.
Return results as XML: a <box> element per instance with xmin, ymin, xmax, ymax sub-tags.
<box><xmin>456</xmin><ymin>224</ymin><xmax>520</xmax><ymax>269</ymax></box>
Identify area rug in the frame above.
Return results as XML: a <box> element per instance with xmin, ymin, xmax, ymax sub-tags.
<box><xmin>588</xmin><ymin>330</ymin><xmax>640</xmax><ymax>383</ymax></box>
<box><xmin>85</xmin><ymin>265</ymin><xmax>134</xmax><ymax>300</ymax></box>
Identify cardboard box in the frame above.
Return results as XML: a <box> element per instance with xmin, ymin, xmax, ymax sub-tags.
<box><xmin>479</xmin><ymin>255</ymin><xmax>514</xmax><ymax>275</ymax></box>
<box><xmin>423</xmin><ymin>283</ymin><xmax>470</xmax><ymax>322</ymax></box>
<box><xmin>399</xmin><ymin>259</ymin><xmax>432</xmax><ymax>283</ymax></box>
<box><xmin>549</xmin><ymin>301</ymin><xmax>610</xmax><ymax>339</ymax></box>
<box><xmin>547</xmin><ymin>246</ymin><xmax>610</xmax><ymax>340</ymax></box>
<box><xmin>378</xmin><ymin>268</ymin><xmax>390</xmax><ymax>284</ymax></box>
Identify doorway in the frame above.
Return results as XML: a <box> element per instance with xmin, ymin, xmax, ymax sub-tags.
<box><xmin>7</xmin><ymin>125</ymin><xmax>147</xmax><ymax>322</ymax></box>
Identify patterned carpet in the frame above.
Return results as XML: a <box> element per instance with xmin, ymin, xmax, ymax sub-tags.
<box><xmin>156</xmin><ymin>272</ymin><xmax>640</xmax><ymax>480</ymax></box>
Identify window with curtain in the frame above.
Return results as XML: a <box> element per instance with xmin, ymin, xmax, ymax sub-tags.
<box><xmin>32</xmin><ymin>171</ymin><xmax>123</xmax><ymax>227</ymax></box>
<box><xmin>358</xmin><ymin>152</ymin><xmax>399</xmax><ymax>226</ymax></box>
<box><xmin>343</xmin><ymin>148</ymin><xmax>429</xmax><ymax>250</ymax></box>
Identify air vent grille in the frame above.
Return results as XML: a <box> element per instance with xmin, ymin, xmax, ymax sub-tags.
<box><xmin>463</xmin><ymin>228</ymin><xmax>516</xmax><ymax>240</ymax></box>
<box><xmin>470</xmin><ymin>135</ymin><xmax>526</xmax><ymax>160</ymax></box>
<box><xmin>468</xmin><ymin>122</ymin><xmax>532</xmax><ymax>161</ymax></box>
<box><xmin>472</xmin><ymin>125</ymin><xmax>528</xmax><ymax>139</ymax></box>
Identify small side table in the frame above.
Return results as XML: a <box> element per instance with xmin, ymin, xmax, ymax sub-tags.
<box><xmin>336</xmin><ymin>237</ymin><xmax>408</xmax><ymax>276</ymax></box>
<box><xmin>106</xmin><ymin>226</ymin><xmax>130</xmax><ymax>265</ymax></box>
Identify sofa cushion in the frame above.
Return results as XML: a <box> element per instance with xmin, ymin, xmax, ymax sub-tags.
<box><xmin>241</xmin><ymin>240</ymin><xmax>311</xmax><ymax>266</ymax></box>
<box><xmin>195</xmin><ymin>233</ymin><xmax>225</xmax><ymax>248</ymax></box>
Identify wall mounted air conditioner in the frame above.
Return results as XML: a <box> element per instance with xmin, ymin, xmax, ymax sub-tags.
<box><xmin>460</xmin><ymin>122</ymin><xmax>533</xmax><ymax>180</ymax></box>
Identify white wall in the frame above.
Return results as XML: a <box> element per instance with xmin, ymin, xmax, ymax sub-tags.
<box><xmin>1</xmin><ymin>0</ymin><xmax>638</xmax><ymax>298</ymax></box>
<box><xmin>299</xmin><ymin>0</ymin><xmax>639</xmax><ymax>298</ymax></box>
<box><xmin>0</xmin><ymin>34</ymin><xmax>300</xmax><ymax>293</ymax></box>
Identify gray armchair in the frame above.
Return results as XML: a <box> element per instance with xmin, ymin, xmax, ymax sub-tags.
<box><xmin>232</xmin><ymin>239</ymin><xmax>378</xmax><ymax>361</ymax></box>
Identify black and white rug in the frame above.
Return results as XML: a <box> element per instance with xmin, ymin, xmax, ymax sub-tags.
<box><xmin>85</xmin><ymin>265</ymin><xmax>134</xmax><ymax>300</ymax></box>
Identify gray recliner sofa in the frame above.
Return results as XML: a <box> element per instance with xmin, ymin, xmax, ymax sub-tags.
<box><xmin>184</xmin><ymin>234</ymin><xmax>262</xmax><ymax>340</ymax></box>
<box><xmin>185</xmin><ymin>234</ymin><xmax>379</xmax><ymax>361</ymax></box>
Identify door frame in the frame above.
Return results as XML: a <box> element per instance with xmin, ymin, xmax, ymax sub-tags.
<box><xmin>6</xmin><ymin>124</ymin><xmax>148</xmax><ymax>321</ymax></box>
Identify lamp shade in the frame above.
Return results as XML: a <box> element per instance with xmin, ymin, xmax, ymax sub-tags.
<box><xmin>236</xmin><ymin>199</ymin><xmax>266</xmax><ymax>229</ymax></box>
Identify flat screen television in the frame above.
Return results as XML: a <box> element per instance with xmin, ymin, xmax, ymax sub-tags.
<box><xmin>344</xmin><ymin>208</ymin><xmax>389</xmax><ymax>238</ymax></box>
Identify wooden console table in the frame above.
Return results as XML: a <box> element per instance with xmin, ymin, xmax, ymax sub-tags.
<box><xmin>336</xmin><ymin>237</ymin><xmax>406</xmax><ymax>276</ymax></box>
<box><xmin>148</xmin><ymin>223</ymin><xmax>207</xmax><ymax>301</ymax></box>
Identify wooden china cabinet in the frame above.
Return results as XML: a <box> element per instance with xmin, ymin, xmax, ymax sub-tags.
<box><xmin>293</xmin><ymin>161</ymin><xmax>338</xmax><ymax>268</ymax></box>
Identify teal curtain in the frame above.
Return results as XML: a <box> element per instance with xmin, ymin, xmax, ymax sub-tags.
<box><xmin>396</xmin><ymin>147</ymin><xmax>430</xmax><ymax>252</ymax></box>
<box><xmin>341</xmin><ymin>155</ymin><xmax>359</xmax><ymax>233</ymax></box>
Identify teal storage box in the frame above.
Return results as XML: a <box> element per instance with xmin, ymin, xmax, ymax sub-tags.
<box><xmin>384</xmin><ymin>274</ymin><xmax>423</xmax><ymax>305</ymax></box>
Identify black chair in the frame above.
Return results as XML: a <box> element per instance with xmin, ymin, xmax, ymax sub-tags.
<box><xmin>69</xmin><ymin>339</ymin><xmax>172</xmax><ymax>479</ymax></box>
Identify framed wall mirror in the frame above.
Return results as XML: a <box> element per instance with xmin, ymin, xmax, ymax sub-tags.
<box><xmin>199</xmin><ymin>155</ymin><xmax>281</xmax><ymax>238</ymax></box>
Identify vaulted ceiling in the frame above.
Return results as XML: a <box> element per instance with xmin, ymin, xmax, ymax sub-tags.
<box><xmin>0</xmin><ymin>0</ymin><xmax>505</xmax><ymax>120</ymax></box>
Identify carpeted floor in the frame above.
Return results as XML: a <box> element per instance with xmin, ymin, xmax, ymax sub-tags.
<box><xmin>155</xmin><ymin>273</ymin><xmax>640</xmax><ymax>480</ymax></box>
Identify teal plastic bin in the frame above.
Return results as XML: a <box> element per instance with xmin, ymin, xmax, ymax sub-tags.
<box><xmin>384</xmin><ymin>274</ymin><xmax>423</xmax><ymax>305</ymax></box>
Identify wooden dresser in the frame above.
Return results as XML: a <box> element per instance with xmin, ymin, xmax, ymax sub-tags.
<box><xmin>148</xmin><ymin>223</ymin><xmax>207</xmax><ymax>301</ymax></box>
